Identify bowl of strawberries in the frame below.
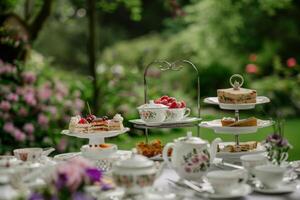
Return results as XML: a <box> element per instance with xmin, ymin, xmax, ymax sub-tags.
<box><xmin>154</xmin><ymin>96</ymin><xmax>190</xmax><ymax>122</ymax></box>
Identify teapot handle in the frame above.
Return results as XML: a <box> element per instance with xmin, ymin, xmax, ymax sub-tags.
<box><xmin>210</xmin><ymin>138</ymin><xmax>222</xmax><ymax>163</ymax></box>
<box><xmin>162</xmin><ymin>143</ymin><xmax>174</xmax><ymax>168</ymax></box>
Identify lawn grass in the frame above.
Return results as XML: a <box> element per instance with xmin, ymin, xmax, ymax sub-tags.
<box><xmin>108</xmin><ymin>117</ymin><xmax>300</xmax><ymax>161</ymax></box>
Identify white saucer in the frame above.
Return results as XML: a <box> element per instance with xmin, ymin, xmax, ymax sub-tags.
<box><xmin>53</xmin><ymin>152</ymin><xmax>81</xmax><ymax>161</ymax></box>
<box><xmin>204</xmin><ymin>96</ymin><xmax>270</xmax><ymax>110</ymax></box>
<box><xmin>200</xmin><ymin>119</ymin><xmax>273</xmax><ymax>134</ymax></box>
<box><xmin>129</xmin><ymin>117</ymin><xmax>201</xmax><ymax>126</ymax></box>
<box><xmin>254</xmin><ymin>183</ymin><xmax>296</xmax><ymax>194</ymax></box>
<box><xmin>209</xmin><ymin>184</ymin><xmax>252</xmax><ymax>199</ymax></box>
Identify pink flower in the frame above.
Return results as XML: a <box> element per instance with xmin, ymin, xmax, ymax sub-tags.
<box><xmin>0</xmin><ymin>101</ymin><xmax>11</xmax><ymax>111</ymax></box>
<box><xmin>22</xmin><ymin>72</ymin><xmax>36</xmax><ymax>84</ymax></box>
<box><xmin>23</xmin><ymin>92</ymin><xmax>37</xmax><ymax>106</ymax></box>
<box><xmin>47</xmin><ymin>106</ymin><xmax>57</xmax><ymax>116</ymax></box>
<box><xmin>249</xmin><ymin>54</ymin><xmax>257</xmax><ymax>62</ymax></box>
<box><xmin>23</xmin><ymin>123</ymin><xmax>34</xmax><ymax>134</ymax></box>
<box><xmin>13</xmin><ymin>129</ymin><xmax>26</xmax><ymax>141</ymax></box>
<box><xmin>3</xmin><ymin>122</ymin><xmax>15</xmax><ymax>133</ymax></box>
<box><xmin>6</xmin><ymin>93</ymin><xmax>19</xmax><ymax>102</ymax></box>
<box><xmin>0</xmin><ymin>64</ymin><xmax>16</xmax><ymax>75</ymax></box>
<box><xmin>38</xmin><ymin>84</ymin><xmax>52</xmax><ymax>101</ymax></box>
<box><xmin>245</xmin><ymin>64</ymin><xmax>258</xmax><ymax>74</ymax></box>
<box><xmin>55</xmin><ymin>81</ymin><xmax>68</xmax><ymax>97</ymax></box>
<box><xmin>75</xmin><ymin>99</ymin><xmax>84</xmax><ymax>111</ymax></box>
<box><xmin>38</xmin><ymin>114</ymin><xmax>49</xmax><ymax>127</ymax></box>
<box><xmin>18</xmin><ymin>107</ymin><xmax>28</xmax><ymax>117</ymax></box>
<box><xmin>287</xmin><ymin>57</ymin><xmax>297</xmax><ymax>68</ymax></box>
<box><xmin>57</xmin><ymin>137</ymin><xmax>68</xmax><ymax>152</ymax></box>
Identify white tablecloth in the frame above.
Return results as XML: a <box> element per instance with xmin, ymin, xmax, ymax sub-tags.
<box><xmin>154</xmin><ymin>166</ymin><xmax>300</xmax><ymax>200</ymax></box>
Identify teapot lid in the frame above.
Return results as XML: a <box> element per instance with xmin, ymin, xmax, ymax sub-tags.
<box><xmin>114</xmin><ymin>150</ymin><xmax>154</xmax><ymax>169</ymax></box>
<box><xmin>176</xmin><ymin>132</ymin><xmax>207</xmax><ymax>144</ymax></box>
<box><xmin>137</xmin><ymin>100</ymin><xmax>168</xmax><ymax>109</ymax></box>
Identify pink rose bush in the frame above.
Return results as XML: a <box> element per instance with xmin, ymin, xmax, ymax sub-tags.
<box><xmin>0</xmin><ymin>60</ymin><xmax>84</xmax><ymax>153</ymax></box>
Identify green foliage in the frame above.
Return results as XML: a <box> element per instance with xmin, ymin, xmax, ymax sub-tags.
<box><xmin>0</xmin><ymin>0</ymin><xmax>19</xmax><ymax>13</ymax></box>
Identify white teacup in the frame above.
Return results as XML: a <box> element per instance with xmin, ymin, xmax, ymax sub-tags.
<box><xmin>206</xmin><ymin>170</ymin><xmax>248</xmax><ymax>194</ymax></box>
<box><xmin>241</xmin><ymin>154</ymin><xmax>268</xmax><ymax>177</ymax></box>
<box><xmin>13</xmin><ymin>148</ymin><xmax>43</xmax><ymax>162</ymax></box>
<box><xmin>254</xmin><ymin>165</ymin><xmax>285</xmax><ymax>188</ymax></box>
<box><xmin>137</xmin><ymin>100</ymin><xmax>168</xmax><ymax>124</ymax></box>
<box><xmin>165</xmin><ymin>108</ymin><xmax>191</xmax><ymax>121</ymax></box>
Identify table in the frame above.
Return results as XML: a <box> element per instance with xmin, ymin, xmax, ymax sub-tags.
<box><xmin>154</xmin><ymin>166</ymin><xmax>300</xmax><ymax>200</ymax></box>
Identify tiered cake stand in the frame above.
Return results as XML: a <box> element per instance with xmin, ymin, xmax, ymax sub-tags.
<box><xmin>61</xmin><ymin>128</ymin><xmax>130</xmax><ymax>171</ymax></box>
<box><xmin>61</xmin><ymin>128</ymin><xmax>130</xmax><ymax>145</ymax></box>
<box><xmin>130</xmin><ymin>60</ymin><xmax>202</xmax><ymax>143</ymax></box>
<box><xmin>199</xmin><ymin>74</ymin><xmax>272</xmax><ymax>161</ymax></box>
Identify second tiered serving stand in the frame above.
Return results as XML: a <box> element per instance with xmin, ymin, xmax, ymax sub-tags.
<box><xmin>200</xmin><ymin>74</ymin><xmax>273</xmax><ymax>161</ymax></box>
<box><xmin>130</xmin><ymin>60</ymin><xmax>202</xmax><ymax>143</ymax></box>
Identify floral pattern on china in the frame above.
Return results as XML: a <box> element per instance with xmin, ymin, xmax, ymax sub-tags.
<box><xmin>182</xmin><ymin>148</ymin><xmax>210</xmax><ymax>173</ymax></box>
<box><xmin>137</xmin><ymin>100</ymin><xmax>168</xmax><ymax>123</ymax></box>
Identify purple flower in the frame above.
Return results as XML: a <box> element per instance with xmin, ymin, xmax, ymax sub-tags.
<box><xmin>0</xmin><ymin>64</ymin><xmax>16</xmax><ymax>75</ymax></box>
<box><xmin>0</xmin><ymin>101</ymin><xmax>11</xmax><ymax>111</ymax></box>
<box><xmin>278</xmin><ymin>138</ymin><xmax>289</xmax><ymax>147</ymax></box>
<box><xmin>85</xmin><ymin>168</ymin><xmax>102</xmax><ymax>182</ymax></box>
<box><xmin>55</xmin><ymin>173</ymin><xmax>68</xmax><ymax>189</ymax></box>
<box><xmin>6</xmin><ymin>93</ymin><xmax>19</xmax><ymax>102</ymax></box>
<box><xmin>29</xmin><ymin>192</ymin><xmax>44</xmax><ymax>200</ymax></box>
<box><xmin>23</xmin><ymin>123</ymin><xmax>35</xmax><ymax>134</ymax></box>
<box><xmin>22</xmin><ymin>72</ymin><xmax>36</xmax><ymax>84</ymax></box>
<box><xmin>72</xmin><ymin>192</ymin><xmax>94</xmax><ymax>200</ymax></box>
<box><xmin>38</xmin><ymin>84</ymin><xmax>52</xmax><ymax>101</ymax></box>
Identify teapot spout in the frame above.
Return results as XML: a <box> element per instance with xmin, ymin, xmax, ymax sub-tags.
<box><xmin>210</xmin><ymin>138</ymin><xmax>222</xmax><ymax>163</ymax></box>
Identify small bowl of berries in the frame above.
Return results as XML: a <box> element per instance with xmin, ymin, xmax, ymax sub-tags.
<box><xmin>154</xmin><ymin>96</ymin><xmax>190</xmax><ymax>122</ymax></box>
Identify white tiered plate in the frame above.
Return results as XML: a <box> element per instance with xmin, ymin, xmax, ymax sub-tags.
<box><xmin>204</xmin><ymin>96</ymin><xmax>270</xmax><ymax>110</ymax></box>
<box><xmin>216</xmin><ymin>142</ymin><xmax>266</xmax><ymax>162</ymax></box>
<box><xmin>129</xmin><ymin>117</ymin><xmax>201</xmax><ymax>127</ymax></box>
<box><xmin>199</xmin><ymin>119</ymin><xmax>273</xmax><ymax>134</ymax></box>
<box><xmin>61</xmin><ymin>127</ymin><xmax>129</xmax><ymax>144</ymax></box>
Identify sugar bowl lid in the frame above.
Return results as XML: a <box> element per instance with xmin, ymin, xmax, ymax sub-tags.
<box><xmin>114</xmin><ymin>150</ymin><xmax>154</xmax><ymax>169</ymax></box>
<box><xmin>176</xmin><ymin>132</ymin><xmax>207</xmax><ymax>145</ymax></box>
<box><xmin>137</xmin><ymin>100</ymin><xmax>168</xmax><ymax>110</ymax></box>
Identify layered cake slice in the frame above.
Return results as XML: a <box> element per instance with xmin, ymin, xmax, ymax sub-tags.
<box><xmin>90</xmin><ymin>117</ymin><xmax>109</xmax><ymax>132</ymax></box>
<box><xmin>221</xmin><ymin>117</ymin><xmax>257</xmax><ymax>127</ymax></box>
<box><xmin>217</xmin><ymin>141</ymin><xmax>258</xmax><ymax>153</ymax></box>
<box><xmin>217</xmin><ymin>88</ymin><xmax>257</xmax><ymax>104</ymax></box>
<box><xmin>108</xmin><ymin>114</ymin><xmax>124</xmax><ymax>130</ymax></box>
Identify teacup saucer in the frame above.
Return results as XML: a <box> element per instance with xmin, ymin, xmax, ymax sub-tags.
<box><xmin>254</xmin><ymin>183</ymin><xmax>296</xmax><ymax>194</ymax></box>
<box><xmin>209</xmin><ymin>184</ymin><xmax>252</xmax><ymax>199</ymax></box>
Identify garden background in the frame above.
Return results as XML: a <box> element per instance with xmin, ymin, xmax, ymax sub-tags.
<box><xmin>1</xmin><ymin>0</ymin><xmax>300</xmax><ymax>159</ymax></box>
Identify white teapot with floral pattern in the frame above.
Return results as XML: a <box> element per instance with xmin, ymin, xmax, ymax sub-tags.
<box><xmin>163</xmin><ymin>132</ymin><xmax>221</xmax><ymax>181</ymax></box>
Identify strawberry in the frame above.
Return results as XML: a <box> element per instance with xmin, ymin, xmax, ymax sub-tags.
<box><xmin>160</xmin><ymin>99</ymin><xmax>168</xmax><ymax>105</ymax></box>
<box><xmin>169</xmin><ymin>101</ymin><xmax>178</xmax><ymax>109</ymax></box>
<box><xmin>176</xmin><ymin>102</ymin><xmax>182</xmax><ymax>108</ymax></box>
<box><xmin>180</xmin><ymin>101</ymin><xmax>186</xmax><ymax>108</ymax></box>
<box><xmin>160</xmin><ymin>95</ymin><xmax>169</xmax><ymax>101</ymax></box>
<box><xmin>78</xmin><ymin>118</ymin><xmax>88</xmax><ymax>124</ymax></box>
<box><xmin>168</xmin><ymin>97</ymin><xmax>176</xmax><ymax>103</ymax></box>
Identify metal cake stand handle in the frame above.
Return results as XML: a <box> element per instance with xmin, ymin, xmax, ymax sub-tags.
<box><xmin>230</xmin><ymin>74</ymin><xmax>244</xmax><ymax>90</ymax></box>
<box><xmin>142</xmin><ymin>60</ymin><xmax>201</xmax><ymax>141</ymax></box>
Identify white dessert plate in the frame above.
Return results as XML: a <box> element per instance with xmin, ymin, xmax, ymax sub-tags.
<box><xmin>216</xmin><ymin>142</ymin><xmax>266</xmax><ymax>160</ymax></box>
<box><xmin>254</xmin><ymin>183</ymin><xmax>297</xmax><ymax>194</ymax></box>
<box><xmin>209</xmin><ymin>184</ymin><xmax>252</xmax><ymax>199</ymax></box>
<box><xmin>61</xmin><ymin>127</ymin><xmax>130</xmax><ymax>138</ymax></box>
<box><xmin>129</xmin><ymin>117</ymin><xmax>201</xmax><ymax>126</ymax></box>
<box><xmin>204</xmin><ymin>96</ymin><xmax>270</xmax><ymax>110</ymax></box>
<box><xmin>199</xmin><ymin>119</ymin><xmax>273</xmax><ymax>134</ymax></box>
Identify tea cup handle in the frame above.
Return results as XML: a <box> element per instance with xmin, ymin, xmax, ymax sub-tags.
<box><xmin>280</xmin><ymin>152</ymin><xmax>289</xmax><ymax>163</ymax></box>
<box><xmin>163</xmin><ymin>143</ymin><xmax>174</xmax><ymax>169</ymax></box>
<box><xmin>183</xmin><ymin>108</ymin><xmax>191</xmax><ymax>118</ymax></box>
<box><xmin>236</xmin><ymin>169</ymin><xmax>248</xmax><ymax>184</ymax></box>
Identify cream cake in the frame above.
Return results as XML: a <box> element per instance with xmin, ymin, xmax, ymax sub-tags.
<box><xmin>108</xmin><ymin>114</ymin><xmax>124</xmax><ymax>130</ymax></box>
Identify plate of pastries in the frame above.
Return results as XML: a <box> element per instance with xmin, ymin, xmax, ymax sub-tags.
<box><xmin>216</xmin><ymin>141</ymin><xmax>265</xmax><ymax>156</ymax></box>
<box><xmin>200</xmin><ymin>117</ymin><xmax>273</xmax><ymax>134</ymax></box>
<box><xmin>136</xmin><ymin>140</ymin><xmax>172</xmax><ymax>161</ymax></box>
